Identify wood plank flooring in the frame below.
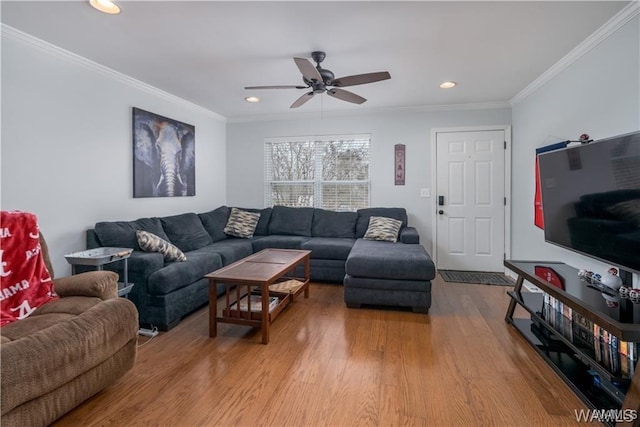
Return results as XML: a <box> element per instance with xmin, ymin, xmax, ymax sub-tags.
<box><xmin>54</xmin><ymin>276</ymin><xmax>588</xmax><ymax>426</ymax></box>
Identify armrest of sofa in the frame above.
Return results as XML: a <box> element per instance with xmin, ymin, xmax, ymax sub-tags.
<box><xmin>54</xmin><ymin>271</ymin><xmax>119</xmax><ymax>300</ymax></box>
<box><xmin>399</xmin><ymin>227</ymin><xmax>420</xmax><ymax>244</ymax></box>
<box><xmin>119</xmin><ymin>251</ymin><xmax>164</xmax><ymax>307</ymax></box>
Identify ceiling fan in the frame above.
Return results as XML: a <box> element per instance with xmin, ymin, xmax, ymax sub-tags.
<box><xmin>245</xmin><ymin>51</ymin><xmax>391</xmax><ymax>108</ymax></box>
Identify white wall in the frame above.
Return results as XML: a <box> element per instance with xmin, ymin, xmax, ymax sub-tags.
<box><xmin>227</xmin><ymin>107</ymin><xmax>511</xmax><ymax>252</ymax></box>
<box><xmin>1</xmin><ymin>29</ymin><xmax>227</xmax><ymax>275</ymax></box>
<box><xmin>511</xmin><ymin>15</ymin><xmax>640</xmax><ymax>284</ymax></box>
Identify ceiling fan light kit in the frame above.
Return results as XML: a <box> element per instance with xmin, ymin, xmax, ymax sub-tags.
<box><xmin>245</xmin><ymin>51</ymin><xmax>391</xmax><ymax>109</ymax></box>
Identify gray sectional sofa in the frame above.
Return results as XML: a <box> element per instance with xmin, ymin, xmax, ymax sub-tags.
<box><xmin>86</xmin><ymin>206</ymin><xmax>435</xmax><ymax>330</ymax></box>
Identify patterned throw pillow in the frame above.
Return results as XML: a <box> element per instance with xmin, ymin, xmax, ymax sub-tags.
<box><xmin>608</xmin><ymin>199</ymin><xmax>640</xmax><ymax>227</ymax></box>
<box><xmin>224</xmin><ymin>208</ymin><xmax>261</xmax><ymax>238</ymax></box>
<box><xmin>363</xmin><ymin>216</ymin><xmax>403</xmax><ymax>242</ymax></box>
<box><xmin>136</xmin><ymin>230</ymin><xmax>187</xmax><ymax>262</ymax></box>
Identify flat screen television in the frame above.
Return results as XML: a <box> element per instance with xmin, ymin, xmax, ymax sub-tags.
<box><xmin>538</xmin><ymin>131</ymin><xmax>640</xmax><ymax>275</ymax></box>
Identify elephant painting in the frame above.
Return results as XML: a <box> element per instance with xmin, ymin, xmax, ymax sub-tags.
<box><xmin>133</xmin><ymin>108</ymin><xmax>195</xmax><ymax>198</ymax></box>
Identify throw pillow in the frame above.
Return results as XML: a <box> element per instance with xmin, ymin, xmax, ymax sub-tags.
<box><xmin>224</xmin><ymin>208</ymin><xmax>260</xmax><ymax>238</ymax></box>
<box><xmin>356</xmin><ymin>208</ymin><xmax>407</xmax><ymax>238</ymax></box>
<box><xmin>233</xmin><ymin>207</ymin><xmax>272</xmax><ymax>236</ymax></box>
<box><xmin>136</xmin><ymin>230</ymin><xmax>187</xmax><ymax>262</ymax></box>
<box><xmin>363</xmin><ymin>216</ymin><xmax>403</xmax><ymax>242</ymax></box>
<box><xmin>1</xmin><ymin>211</ymin><xmax>58</xmax><ymax>326</ymax></box>
<box><xmin>607</xmin><ymin>199</ymin><xmax>640</xmax><ymax>227</ymax></box>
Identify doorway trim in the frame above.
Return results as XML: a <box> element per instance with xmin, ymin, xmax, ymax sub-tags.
<box><xmin>430</xmin><ymin>125</ymin><xmax>512</xmax><ymax>271</ymax></box>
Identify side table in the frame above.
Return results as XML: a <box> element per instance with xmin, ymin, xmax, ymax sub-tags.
<box><xmin>65</xmin><ymin>247</ymin><xmax>134</xmax><ymax>297</ymax></box>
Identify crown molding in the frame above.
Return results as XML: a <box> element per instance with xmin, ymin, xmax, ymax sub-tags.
<box><xmin>226</xmin><ymin>100</ymin><xmax>512</xmax><ymax>123</ymax></box>
<box><xmin>1</xmin><ymin>24</ymin><xmax>226</xmax><ymax>122</ymax></box>
<box><xmin>510</xmin><ymin>1</ymin><xmax>640</xmax><ymax>105</ymax></box>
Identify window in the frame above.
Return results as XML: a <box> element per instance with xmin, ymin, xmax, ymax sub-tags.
<box><xmin>264</xmin><ymin>135</ymin><xmax>370</xmax><ymax>211</ymax></box>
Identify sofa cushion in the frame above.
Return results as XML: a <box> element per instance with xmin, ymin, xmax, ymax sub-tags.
<box><xmin>269</xmin><ymin>206</ymin><xmax>314</xmax><ymax>236</ymax></box>
<box><xmin>0</xmin><ymin>312</ymin><xmax>75</xmax><ymax>340</ymax></box>
<box><xmin>0</xmin><ymin>297</ymin><xmax>138</xmax><ymax>418</ymax></box>
<box><xmin>235</xmin><ymin>207</ymin><xmax>272</xmax><ymax>236</ymax></box>
<box><xmin>311</xmin><ymin>209</ymin><xmax>357</xmax><ymax>238</ymax></box>
<box><xmin>356</xmin><ymin>208</ymin><xmax>407</xmax><ymax>238</ymax></box>
<box><xmin>161</xmin><ymin>213</ymin><xmax>213</xmax><ymax>252</ymax></box>
<box><xmin>224</xmin><ymin>208</ymin><xmax>260</xmax><ymax>238</ymax></box>
<box><xmin>346</xmin><ymin>239</ymin><xmax>435</xmax><ymax>281</ymax></box>
<box><xmin>206</xmin><ymin>239</ymin><xmax>254</xmax><ymax>265</ymax></box>
<box><xmin>301</xmin><ymin>238</ymin><xmax>355</xmax><ymax>260</ymax></box>
<box><xmin>147</xmin><ymin>250</ymin><xmax>223</xmax><ymax>295</ymax></box>
<box><xmin>198</xmin><ymin>206</ymin><xmax>230</xmax><ymax>243</ymax></box>
<box><xmin>363</xmin><ymin>216</ymin><xmax>403</xmax><ymax>242</ymax></box>
<box><xmin>94</xmin><ymin>217</ymin><xmax>168</xmax><ymax>250</ymax></box>
<box><xmin>136</xmin><ymin>230</ymin><xmax>187</xmax><ymax>262</ymax></box>
<box><xmin>251</xmin><ymin>235</ymin><xmax>310</xmax><ymax>252</ymax></box>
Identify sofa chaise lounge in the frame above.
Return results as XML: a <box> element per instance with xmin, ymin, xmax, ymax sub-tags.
<box><xmin>86</xmin><ymin>206</ymin><xmax>436</xmax><ymax>330</ymax></box>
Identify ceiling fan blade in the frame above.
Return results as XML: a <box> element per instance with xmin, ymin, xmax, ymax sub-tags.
<box><xmin>244</xmin><ymin>85</ymin><xmax>307</xmax><ymax>90</ymax></box>
<box><xmin>331</xmin><ymin>71</ymin><xmax>391</xmax><ymax>87</ymax></box>
<box><xmin>327</xmin><ymin>88</ymin><xmax>366</xmax><ymax>104</ymax></box>
<box><xmin>290</xmin><ymin>91</ymin><xmax>315</xmax><ymax>108</ymax></box>
<box><xmin>294</xmin><ymin>57</ymin><xmax>323</xmax><ymax>83</ymax></box>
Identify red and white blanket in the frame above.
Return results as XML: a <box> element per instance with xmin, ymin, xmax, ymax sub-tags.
<box><xmin>1</xmin><ymin>211</ymin><xmax>57</xmax><ymax>326</ymax></box>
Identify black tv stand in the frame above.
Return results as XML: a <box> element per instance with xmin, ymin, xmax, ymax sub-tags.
<box><xmin>505</xmin><ymin>260</ymin><xmax>640</xmax><ymax>425</ymax></box>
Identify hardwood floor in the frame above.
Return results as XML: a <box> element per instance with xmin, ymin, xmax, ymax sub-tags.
<box><xmin>54</xmin><ymin>276</ymin><xmax>588</xmax><ymax>426</ymax></box>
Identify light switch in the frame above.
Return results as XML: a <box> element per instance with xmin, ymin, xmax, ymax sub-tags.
<box><xmin>420</xmin><ymin>188</ymin><xmax>430</xmax><ymax>198</ymax></box>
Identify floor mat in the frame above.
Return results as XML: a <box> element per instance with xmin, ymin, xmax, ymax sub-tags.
<box><xmin>439</xmin><ymin>270</ymin><xmax>514</xmax><ymax>286</ymax></box>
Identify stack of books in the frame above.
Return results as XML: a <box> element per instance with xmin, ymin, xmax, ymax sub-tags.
<box><xmin>541</xmin><ymin>292</ymin><xmax>637</xmax><ymax>378</ymax></box>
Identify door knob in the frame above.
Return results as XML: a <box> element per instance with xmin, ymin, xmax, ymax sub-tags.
<box><xmin>438</xmin><ymin>210</ymin><xmax>444</xmax><ymax>215</ymax></box>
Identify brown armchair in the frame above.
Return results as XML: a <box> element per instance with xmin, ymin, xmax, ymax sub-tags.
<box><xmin>1</xmin><ymin>234</ymin><xmax>139</xmax><ymax>426</ymax></box>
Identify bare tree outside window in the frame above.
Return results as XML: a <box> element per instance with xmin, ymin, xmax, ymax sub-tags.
<box><xmin>265</xmin><ymin>136</ymin><xmax>370</xmax><ymax>211</ymax></box>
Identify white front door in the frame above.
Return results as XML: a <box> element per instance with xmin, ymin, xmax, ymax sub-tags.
<box><xmin>435</xmin><ymin>130</ymin><xmax>505</xmax><ymax>272</ymax></box>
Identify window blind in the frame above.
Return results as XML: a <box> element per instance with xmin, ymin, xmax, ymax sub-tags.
<box><xmin>264</xmin><ymin>135</ymin><xmax>371</xmax><ymax>211</ymax></box>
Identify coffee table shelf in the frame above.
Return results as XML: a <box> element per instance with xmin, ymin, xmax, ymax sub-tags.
<box><xmin>222</xmin><ymin>292</ymin><xmax>291</xmax><ymax>322</ymax></box>
<box><xmin>206</xmin><ymin>249</ymin><xmax>311</xmax><ymax>344</ymax></box>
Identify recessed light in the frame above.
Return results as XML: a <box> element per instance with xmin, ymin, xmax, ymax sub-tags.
<box><xmin>439</xmin><ymin>81</ymin><xmax>457</xmax><ymax>89</ymax></box>
<box><xmin>89</xmin><ymin>0</ymin><xmax>121</xmax><ymax>14</ymax></box>
<box><xmin>245</xmin><ymin>96</ymin><xmax>260</xmax><ymax>103</ymax></box>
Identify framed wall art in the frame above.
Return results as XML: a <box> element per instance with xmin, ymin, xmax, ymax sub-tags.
<box><xmin>133</xmin><ymin>107</ymin><xmax>195</xmax><ymax>198</ymax></box>
<box><xmin>395</xmin><ymin>144</ymin><xmax>405</xmax><ymax>185</ymax></box>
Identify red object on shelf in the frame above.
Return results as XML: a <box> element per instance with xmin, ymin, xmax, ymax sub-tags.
<box><xmin>535</xmin><ymin>266</ymin><xmax>565</xmax><ymax>290</ymax></box>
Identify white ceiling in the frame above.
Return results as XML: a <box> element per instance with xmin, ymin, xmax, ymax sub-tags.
<box><xmin>1</xmin><ymin>1</ymin><xmax>629</xmax><ymax>121</ymax></box>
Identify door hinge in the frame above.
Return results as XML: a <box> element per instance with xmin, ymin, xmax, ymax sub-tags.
<box><xmin>504</xmin><ymin>197</ymin><xmax>507</xmax><ymax>206</ymax></box>
<box><xmin>504</xmin><ymin>140</ymin><xmax>507</xmax><ymax>150</ymax></box>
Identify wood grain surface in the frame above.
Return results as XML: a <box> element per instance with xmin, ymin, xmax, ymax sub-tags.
<box><xmin>53</xmin><ymin>276</ymin><xmax>588</xmax><ymax>426</ymax></box>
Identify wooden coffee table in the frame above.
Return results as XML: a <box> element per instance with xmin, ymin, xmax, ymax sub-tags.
<box><xmin>205</xmin><ymin>248</ymin><xmax>311</xmax><ymax>344</ymax></box>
